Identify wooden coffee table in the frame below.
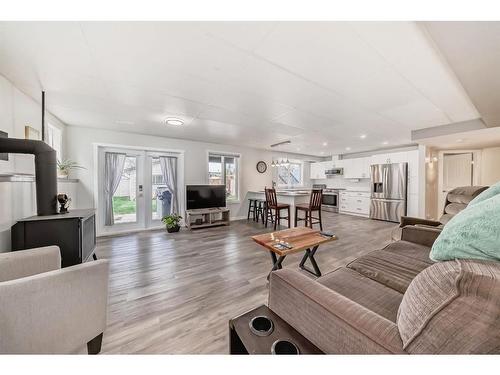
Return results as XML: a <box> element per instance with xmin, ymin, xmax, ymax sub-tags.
<box><xmin>252</xmin><ymin>227</ymin><xmax>337</xmax><ymax>279</ymax></box>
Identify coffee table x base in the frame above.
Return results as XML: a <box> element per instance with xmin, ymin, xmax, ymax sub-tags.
<box><xmin>268</xmin><ymin>245</ymin><xmax>321</xmax><ymax>279</ymax></box>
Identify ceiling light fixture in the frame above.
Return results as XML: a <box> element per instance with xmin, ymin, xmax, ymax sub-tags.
<box><xmin>456</xmin><ymin>139</ymin><xmax>464</xmax><ymax>143</ymax></box>
<box><xmin>165</xmin><ymin>117</ymin><xmax>184</xmax><ymax>126</ymax></box>
<box><xmin>360</xmin><ymin>134</ymin><xmax>367</xmax><ymax>139</ymax></box>
<box><xmin>382</xmin><ymin>141</ymin><xmax>388</xmax><ymax>145</ymax></box>
<box><xmin>322</xmin><ymin>142</ymin><xmax>328</xmax><ymax>146</ymax></box>
<box><xmin>345</xmin><ymin>147</ymin><xmax>351</xmax><ymax>151</ymax></box>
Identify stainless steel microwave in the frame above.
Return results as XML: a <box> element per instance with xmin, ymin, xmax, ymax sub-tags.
<box><xmin>325</xmin><ymin>168</ymin><xmax>343</xmax><ymax>176</ymax></box>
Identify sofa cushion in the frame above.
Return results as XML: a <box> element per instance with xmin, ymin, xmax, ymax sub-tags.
<box><xmin>430</xmin><ymin>193</ymin><xmax>500</xmax><ymax>262</ymax></box>
<box><xmin>317</xmin><ymin>268</ymin><xmax>403</xmax><ymax>322</ymax></box>
<box><xmin>446</xmin><ymin>186</ymin><xmax>488</xmax><ymax>205</ymax></box>
<box><xmin>444</xmin><ymin>202</ymin><xmax>466</xmax><ymax>215</ymax></box>
<box><xmin>397</xmin><ymin>259</ymin><xmax>500</xmax><ymax>354</ymax></box>
<box><xmin>347</xmin><ymin>241</ymin><xmax>433</xmax><ymax>293</ymax></box>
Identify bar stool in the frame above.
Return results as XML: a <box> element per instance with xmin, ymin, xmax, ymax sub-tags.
<box><xmin>255</xmin><ymin>199</ymin><xmax>267</xmax><ymax>224</ymax></box>
<box><xmin>247</xmin><ymin>198</ymin><xmax>258</xmax><ymax>221</ymax></box>
<box><xmin>295</xmin><ymin>189</ymin><xmax>323</xmax><ymax>230</ymax></box>
<box><xmin>265</xmin><ymin>188</ymin><xmax>291</xmax><ymax>230</ymax></box>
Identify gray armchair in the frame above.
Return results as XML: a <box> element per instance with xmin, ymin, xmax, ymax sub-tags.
<box><xmin>400</xmin><ymin>186</ymin><xmax>488</xmax><ymax>229</ymax></box>
<box><xmin>0</xmin><ymin>246</ymin><xmax>109</xmax><ymax>354</ymax></box>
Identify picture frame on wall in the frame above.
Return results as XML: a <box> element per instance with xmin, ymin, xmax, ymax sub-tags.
<box><xmin>25</xmin><ymin>125</ymin><xmax>40</xmax><ymax>140</ymax></box>
<box><xmin>0</xmin><ymin>130</ymin><xmax>8</xmax><ymax>161</ymax></box>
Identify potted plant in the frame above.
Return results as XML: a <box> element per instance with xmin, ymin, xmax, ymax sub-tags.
<box><xmin>57</xmin><ymin>159</ymin><xmax>85</xmax><ymax>178</ymax></box>
<box><xmin>162</xmin><ymin>213</ymin><xmax>182</xmax><ymax>233</ymax></box>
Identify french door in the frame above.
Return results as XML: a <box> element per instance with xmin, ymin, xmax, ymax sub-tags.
<box><xmin>97</xmin><ymin>146</ymin><xmax>180</xmax><ymax>235</ymax></box>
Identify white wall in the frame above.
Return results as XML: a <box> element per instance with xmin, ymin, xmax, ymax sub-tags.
<box><xmin>480</xmin><ymin>146</ymin><xmax>500</xmax><ymax>186</ymax></box>
<box><xmin>0</xmin><ymin>74</ymin><xmax>67</xmax><ymax>251</ymax></box>
<box><xmin>65</xmin><ymin>126</ymin><xmax>319</xmax><ymax>227</ymax></box>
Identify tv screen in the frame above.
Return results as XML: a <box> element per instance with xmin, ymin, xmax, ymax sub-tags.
<box><xmin>186</xmin><ymin>185</ymin><xmax>226</xmax><ymax>210</ymax></box>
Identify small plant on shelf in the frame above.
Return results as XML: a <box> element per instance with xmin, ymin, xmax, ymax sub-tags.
<box><xmin>57</xmin><ymin>159</ymin><xmax>85</xmax><ymax>178</ymax></box>
<box><xmin>162</xmin><ymin>213</ymin><xmax>182</xmax><ymax>233</ymax></box>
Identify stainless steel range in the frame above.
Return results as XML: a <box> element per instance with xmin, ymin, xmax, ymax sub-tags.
<box><xmin>313</xmin><ymin>184</ymin><xmax>345</xmax><ymax>213</ymax></box>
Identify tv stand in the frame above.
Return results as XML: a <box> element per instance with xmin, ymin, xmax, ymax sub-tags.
<box><xmin>186</xmin><ymin>207</ymin><xmax>230</xmax><ymax>229</ymax></box>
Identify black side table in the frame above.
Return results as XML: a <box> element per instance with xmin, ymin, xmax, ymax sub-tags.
<box><xmin>229</xmin><ymin>305</ymin><xmax>322</xmax><ymax>354</ymax></box>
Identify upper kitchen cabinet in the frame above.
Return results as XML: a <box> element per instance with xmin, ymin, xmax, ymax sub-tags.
<box><xmin>343</xmin><ymin>157</ymin><xmax>370</xmax><ymax>179</ymax></box>
<box><xmin>310</xmin><ymin>161</ymin><xmax>326</xmax><ymax>179</ymax></box>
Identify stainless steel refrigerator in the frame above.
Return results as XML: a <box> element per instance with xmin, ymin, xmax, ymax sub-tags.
<box><xmin>369</xmin><ymin>162</ymin><xmax>408</xmax><ymax>223</ymax></box>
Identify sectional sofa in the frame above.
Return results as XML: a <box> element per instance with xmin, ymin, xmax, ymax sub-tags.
<box><xmin>268</xmin><ymin>225</ymin><xmax>500</xmax><ymax>354</ymax></box>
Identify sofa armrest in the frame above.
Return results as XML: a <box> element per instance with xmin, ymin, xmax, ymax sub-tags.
<box><xmin>0</xmin><ymin>259</ymin><xmax>109</xmax><ymax>354</ymax></box>
<box><xmin>0</xmin><ymin>246</ymin><xmax>61</xmax><ymax>282</ymax></box>
<box><xmin>401</xmin><ymin>226</ymin><xmax>441</xmax><ymax>248</ymax></box>
<box><xmin>268</xmin><ymin>269</ymin><xmax>404</xmax><ymax>354</ymax></box>
<box><xmin>399</xmin><ymin>216</ymin><xmax>441</xmax><ymax>228</ymax></box>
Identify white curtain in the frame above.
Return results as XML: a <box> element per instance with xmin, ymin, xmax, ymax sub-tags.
<box><xmin>104</xmin><ymin>152</ymin><xmax>126</xmax><ymax>226</ymax></box>
<box><xmin>159</xmin><ymin>156</ymin><xmax>178</xmax><ymax>215</ymax></box>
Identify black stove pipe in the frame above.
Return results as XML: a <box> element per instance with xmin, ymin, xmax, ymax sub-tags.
<box><xmin>0</xmin><ymin>137</ymin><xmax>58</xmax><ymax>216</ymax></box>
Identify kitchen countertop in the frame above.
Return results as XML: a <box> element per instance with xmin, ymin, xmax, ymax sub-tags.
<box><xmin>248</xmin><ymin>190</ymin><xmax>311</xmax><ymax>196</ymax></box>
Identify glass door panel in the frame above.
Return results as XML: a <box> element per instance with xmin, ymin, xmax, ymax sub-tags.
<box><xmin>151</xmin><ymin>156</ymin><xmax>170</xmax><ymax>221</ymax></box>
<box><xmin>112</xmin><ymin>156</ymin><xmax>137</xmax><ymax>224</ymax></box>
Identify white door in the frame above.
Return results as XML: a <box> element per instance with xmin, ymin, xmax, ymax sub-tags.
<box><xmin>97</xmin><ymin>147</ymin><xmax>181</xmax><ymax>235</ymax></box>
<box><xmin>439</xmin><ymin>152</ymin><xmax>473</xmax><ymax>214</ymax></box>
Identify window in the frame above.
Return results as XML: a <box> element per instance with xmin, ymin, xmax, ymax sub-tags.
<box><xmin>208</xmin><ymin>152</ymin><xmax>239</xmax><ymax>201</ymax></box>
<box><xmin>277</xmin><ymin>162</ymin><xmax>303</xmax><ymax>187</ymax></box>
<box><xmin>46</xmin><ymin>124</ymin><xmax>62</xmax><ymax>161</ymax></box>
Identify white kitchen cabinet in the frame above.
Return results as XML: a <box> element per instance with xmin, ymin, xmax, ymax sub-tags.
<box><xmin>339</xmin><ymin>191</ymin><xmax>370</xmax><ymax>217</ymax></box>
<box><xmin>343</xmin><ymin>157</ymin><xmax>370</xmax><ymax>179</ymax></box>
<box><xmin>310</xmin><ymin>162</ymin><xmax>326</xmax><ymax>179</ymax></box>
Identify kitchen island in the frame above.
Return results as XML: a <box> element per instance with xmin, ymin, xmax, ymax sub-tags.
<box><xmin>247</xmin><ymin>190</ymin><xmax>311</xmax><ymax>226</ymax></box>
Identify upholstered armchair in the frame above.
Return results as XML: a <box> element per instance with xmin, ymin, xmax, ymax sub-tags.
<box><xmin>400</xmin><ymin>186</ymin><xmax>488</xmax><ymax>229</ymax></box>
<box><xmin>0</xmin><ymin>246</ymin><xmax>109</xmax><ymax>354</ymax></box>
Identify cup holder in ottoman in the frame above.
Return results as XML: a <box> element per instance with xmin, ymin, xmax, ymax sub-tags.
<box><xmin>249</xmin><ymin>316</ymin><xmax>274</xmax><ymax>337</ymax></box>
<box><xmin>271</xmin><ymin>340</ymin><xmax>300</xmax><ymax>354</ymax></box>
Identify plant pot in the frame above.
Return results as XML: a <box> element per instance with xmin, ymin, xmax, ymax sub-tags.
<box><xmin>58</xmin><ymin>170</ymin><xmax>69</xmax><ymax>179</ymax></box>
<box><xmin>166</xmin><ymin>225</ymin><xmax>180</xmax><ymax>233</ymax></box>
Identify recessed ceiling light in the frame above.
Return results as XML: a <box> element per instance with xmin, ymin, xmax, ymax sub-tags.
<box><xmin>360</xmin><ymin>134</ymin><xmax>367</xmax><ymax>139</ymax></box>
<box><xmin>296</xmin><ymin>147</ymin><xmax>301</xmax><ymax>152</ymax></box>
<box><xmin>456</xmin><ymin>138</ymin><xmax>464</xmax><ymax>143</ymax></box>
<box><xmin>320</xmin><ymin>151</ymin><xmax>325</xmax><ymax>155</ymax></box>
<box><xmin>165</xmin><ymin>117</ymin><xmax>184</xmax><ymax>126</ymax></box>
<box><xmin>382</xmin><ymin>141</ymin><xmax>388</xmax><ymax>145</ymax></box>
<box><xmin>322</xmin><ymin>142</ymin><xmax>328</xmax><ymax>146</ymax></box>
<box><xmin>345</xmin><ymin>147</ymin><xmax>351</xmax><ymax>151</ymax></box>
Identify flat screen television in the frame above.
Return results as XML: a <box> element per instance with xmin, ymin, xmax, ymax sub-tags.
<box><xmin>186</xmin><ymin>185</ymin><xmax>226</xmax><ymax>210</ymax></box>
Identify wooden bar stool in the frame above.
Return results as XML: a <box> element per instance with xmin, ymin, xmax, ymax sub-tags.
<box><xmin>295</xmin><ymin>189</ymin><xmax>323</xmax><ymax>230</ymax></box>
<box><xmin>265</xmin><ymin>188</ymin><xmax>291</xmax><ymax>230</ymax></box>
<box><xmin>255</xmin><ymin>199</ymin><xmax>267</xmax><ymax>224</ymax></box>
<box><xmin>247</xmin><ymin>198</ymin><xmax>258</xmax><ymax>221</ymax></box>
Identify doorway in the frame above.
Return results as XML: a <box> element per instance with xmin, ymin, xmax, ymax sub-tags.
<box><xmin>96</xmin><ymin>145</ymin><xmax>184</xmax><ymax>236</ymax></box>
<box><xmin>437</xmin><ymin>150</ymin><xmax>481</xmax><ymax>217</ymax></box>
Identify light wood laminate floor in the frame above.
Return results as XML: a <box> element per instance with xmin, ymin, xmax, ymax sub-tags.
<box><xmin>96</xmin><ymin>212</ymin><xmax>397</xmax><ymax>354</ymax></box>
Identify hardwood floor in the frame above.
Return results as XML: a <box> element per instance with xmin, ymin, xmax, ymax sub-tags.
<box><xmin>95</xmin><ymin>212</ymin><xmax>397</xmax><ymax>354</ymax></box>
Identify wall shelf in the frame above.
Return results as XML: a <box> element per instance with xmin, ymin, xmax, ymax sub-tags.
<box><xmin>0</xmin><ymin>173</ymin><xmax>79</xmax><ymax>183</ymax></box>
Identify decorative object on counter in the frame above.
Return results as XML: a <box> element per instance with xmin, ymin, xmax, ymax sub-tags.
<box><xmin>57</xmin><ymin>159</ymin><xmax>85</xmax><ymax>178</ymax></box>
<box><xmin>57</xmin><ymin>193</ymin><xmax>72</xmax><ymax>213</ymax></box>
<box><xmin>256</xmin><ymin>161</ymin><xmax>267</xmax><ymax>173</ymax></box>
<box><xmin>162</xmin><ymin>213</ymin><xmax>182</xmax><ymax>233</ymax></box>
<box><xmin>24</xmin><ymin>125</ymin><xmax>40</xmax><ymax>140</ymax></box>
<box><xmin>0</xmin><ymin>131</ymin><xmax>8</xmax><ymax>161</ymax></box>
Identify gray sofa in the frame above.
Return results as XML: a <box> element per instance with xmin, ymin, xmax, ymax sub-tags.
<box><xmin>0</xmin><ymin>246</ymin><xmax>109</xmax><ymax>354</ymax></box>
<box><xmin>268</xmin><ymin>226</ymin><xmax>500</xmax><ymax>354</ymax></box>
<box><xmin>400</xmin><ymin>186</ymin><xmax>488</xmax><ymax>229</ymax></box>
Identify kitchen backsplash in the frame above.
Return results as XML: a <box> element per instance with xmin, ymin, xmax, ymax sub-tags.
<box><xmin>314</xmin><ymin>176</ymin><xmax>371</xmax><ymax>191</ymax></box>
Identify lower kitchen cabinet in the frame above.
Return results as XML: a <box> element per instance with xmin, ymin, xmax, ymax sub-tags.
<box><xmin>339</xmin><ymin>191</ymin><xmax>370</xmax><ymax>217</ymax></box>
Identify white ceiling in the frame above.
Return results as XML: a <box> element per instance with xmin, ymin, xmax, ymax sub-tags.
<box><xmin>423</xmin><ymin>21</ymin><xmax>500</xmax><ymax>128</ymax></box>
<box><xmin>417</xmin><ymin>127</ymin><xmax>500</xmax><ymax>150</ymax></box>
<box><xmin>0</xmin><ymin>22</ymin><xmax>480</xmax><ymax>156</ymax></box>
